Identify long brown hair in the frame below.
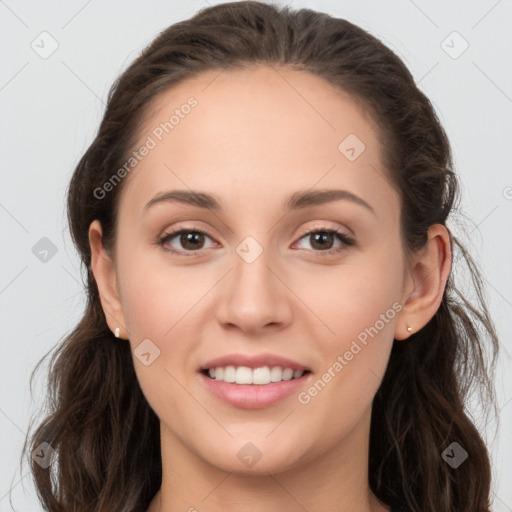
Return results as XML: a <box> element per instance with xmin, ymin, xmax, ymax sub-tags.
<box><xmin>18</xmin><ymin>2</ymin><xmax>499</xmax><ymax>511</ymax></box>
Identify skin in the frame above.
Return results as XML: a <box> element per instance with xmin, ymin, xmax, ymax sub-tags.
<box><xmin>89</xmin><ymin>65</ymin><xmax>451</xmax><ymax>512</ymax></box>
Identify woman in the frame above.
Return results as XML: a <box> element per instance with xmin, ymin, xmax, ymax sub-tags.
<box><xmin>21</xmin><ymin>2</ymin><xmax>499</xmax><ymax>511</ymax></box>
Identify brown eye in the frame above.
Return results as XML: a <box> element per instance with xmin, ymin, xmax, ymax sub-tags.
<box><xmin>179</xmin><ymin>231</ymin><xmax>206</xmax><ymax>250</ymax></box>
<box><xmin>159</xmin><ymin>228</ymin><xmax>216</xmax><ymax>255</ymax></box>
<box><xmin>294</xmin><ymin>228</ymin><xmax>355</xmax><ymax>255</ymax></box>
<box><xmin>309</xmin><ymin>231</ymin><xmax>335</xmax><ymax>250</ymax></box>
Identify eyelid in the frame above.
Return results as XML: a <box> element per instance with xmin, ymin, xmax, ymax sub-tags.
<box><xmin>157</xmin><ymin>222</ymin><xmax>355</xmax><ymax>256</ymax></box>
<box><xmin>158</xmin><ymin>226</ymin><xmax>216</xmax><ymax>255</ymax></box>
<box><xmin>291</xmin><ymin>225</ymin><xmax>355</xmax><ymax>254</ymax></box>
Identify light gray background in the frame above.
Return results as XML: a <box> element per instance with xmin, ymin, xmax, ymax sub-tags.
<box><xmin>1</xmin><ymin>0</ymin><xmax>511</xmax><ymax>510</ymax></box>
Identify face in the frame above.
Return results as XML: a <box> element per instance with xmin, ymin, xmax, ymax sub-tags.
<box><xmin>96</xmin><ymin>65</ymin><xmax>410</xmax><ymax>475</ymax></box>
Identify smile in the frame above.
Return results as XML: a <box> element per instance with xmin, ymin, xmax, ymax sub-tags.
<box><xmin>204</xmin><ymin>365</ymin><xmax>308</xmax><ymax>384</ymax></box>
<box><xmin>198</xmin><ymin>368</ymin><xmax>312</xmax><ymax>409</ymax></box>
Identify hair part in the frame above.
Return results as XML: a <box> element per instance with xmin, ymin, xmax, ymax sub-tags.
<box><xmin>18</xmin><ymin>2</ymin><xmax>499</xmax><ymax>511</ymax></box>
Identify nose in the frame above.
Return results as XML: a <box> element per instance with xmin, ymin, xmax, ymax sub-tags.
<box><xmin>214</xmin><ymin>245</ymin><xmax>293</xmax><ymax>335</ymax></box>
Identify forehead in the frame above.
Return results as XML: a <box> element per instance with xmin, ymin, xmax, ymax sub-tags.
<box><xmin>117</xmin><ymin>65</ymin><xmax>395</xmax><ymax>218</ymax></box>
<box><xmin>138</xmin><ymin>64</ymin><xmax>378</xmax><ymax>146</ymax></box>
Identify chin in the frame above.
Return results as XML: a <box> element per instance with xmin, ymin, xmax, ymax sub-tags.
<box><xmin>198</xmin><ymin>438</ymin><xmax>307</xmax><ymax>476</ymax></box>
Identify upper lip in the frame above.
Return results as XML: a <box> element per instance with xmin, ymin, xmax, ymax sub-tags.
<box><xmin>199</xmin><ymin>353</ymin><xmax>310</xmax><ymax>372</ymax></box>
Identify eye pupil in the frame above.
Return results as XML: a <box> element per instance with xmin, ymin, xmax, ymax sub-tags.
<box><xmin>311</xmin><ymin>231</ymin><xmax>333</xmax><ymax>250</ymax></box>
<box><xmin>181</xmin><ymin>232</ymin><xmax>204</xmax><ymax>250</ymax></box>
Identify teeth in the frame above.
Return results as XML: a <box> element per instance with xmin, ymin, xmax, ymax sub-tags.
<box><xmin>252</xmin><ymin>366</ymin><xmax>270</xmax><ymax>385</ymax></box>
<box><xmin>235</xmin><ymin>366</ymin><xmax>253</xmax><ymax>384</ymax></box>
<box><xmin>223</xmin><ymin>365</ymin><xmax>236</xmax><ymax>382</ymax></box>
<box><xmin>207</xmin><ymin>366</ymin><xmax>305</xmax><ymax>385</ymax></box>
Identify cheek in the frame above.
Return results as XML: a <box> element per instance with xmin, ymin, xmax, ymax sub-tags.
<box><xmin>116</xmin><ymin>259</ymin><xmax>197</xmax><ymax>414</ymax></box>
<box><xmin>289</xmin><ymin>245</ymin><xmax>403</xmax><ymax>345</ymax></box>
<box><xmin>291</xmin><ymin>247</ymin><xmax>401</xmax><ymax>425</ymax></box>
<box><xmin>115</xmin><ymin>246</ymin><xmax>213</xmax><ymax>384</ymax></box>
<box><xmin>117</xmin><ymin>244</ymin><xmax>200</xmax><ymax>340</ymax></box>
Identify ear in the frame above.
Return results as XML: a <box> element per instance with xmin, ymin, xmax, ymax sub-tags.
<box><xmin>394</xmin><ymin>224</ymin><xmax>452</xmax><ymax>340</ymax></box>
<box><xmin>88</xmin><ymin>219</ymin><xmax>128</xmax><ymax>339</ymax></box>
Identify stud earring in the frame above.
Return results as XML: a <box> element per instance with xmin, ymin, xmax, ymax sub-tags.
<box><xmin>406</xmin><ymin>325</ymin><xmax>412</xmax><ymax>333</ymax></box>
<box><xmin>114</xmin><ymin>327</ymin><xmax>120</xmax><ymax>338</ymax></box>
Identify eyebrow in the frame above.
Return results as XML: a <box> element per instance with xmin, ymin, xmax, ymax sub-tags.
<box><xmin>143</xmin><ymin>188</ymin><xmax>376</xmax><ymax>216</ymax></box>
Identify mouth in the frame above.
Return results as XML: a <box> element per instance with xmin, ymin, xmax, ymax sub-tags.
<box><xmin>197</xmin><ymin>365</ymin><xmax>313</xmax><ymax>409</ymax></box>
<box><xmin>197</xmin><ymin>353</ymin><xmax>313</xmax><ymax>408</ymax></box>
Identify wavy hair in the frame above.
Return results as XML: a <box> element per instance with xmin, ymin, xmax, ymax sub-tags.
<box><xmin>18</xmin><ymin>2</ymin><xmax>499</xmax><ymax>511</ymax></box>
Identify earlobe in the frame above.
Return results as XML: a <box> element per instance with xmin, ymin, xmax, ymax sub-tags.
<box><xmin>394</xmin><ymin>224</ymin><xmax>452</xmax><ymax>340</ymax></box>
<box><xmin>88</xmin><ymin>220</ymin><xmax>128</xmax><ymax>339</ymax></box>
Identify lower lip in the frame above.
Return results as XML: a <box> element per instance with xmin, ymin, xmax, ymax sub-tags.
<box><xmin>198</xmin><ymin>371</ymin><xmax>311</xmax><ymax>409</ymax></box>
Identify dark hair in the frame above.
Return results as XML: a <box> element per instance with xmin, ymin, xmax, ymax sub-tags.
<box><xmin>18</xmin><ymin>2</ymin><xmax>499</xmax><ymax>511</ymax></box>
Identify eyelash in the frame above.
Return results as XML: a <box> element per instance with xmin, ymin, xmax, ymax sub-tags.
<box><xmin>157</xmin><ymin>226</ymin><xmax>355</xmax><ymax>257</ymax></box>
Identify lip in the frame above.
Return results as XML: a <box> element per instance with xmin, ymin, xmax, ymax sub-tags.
<box><xmin>199</xmin><ymin>352</ymin><xmax>310</xmax><ymax>372</ymax></box>
<box><xmin>198</xmin><ymin>371</ymin><xmax>312</xmax><ymax>409</ymax></box>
